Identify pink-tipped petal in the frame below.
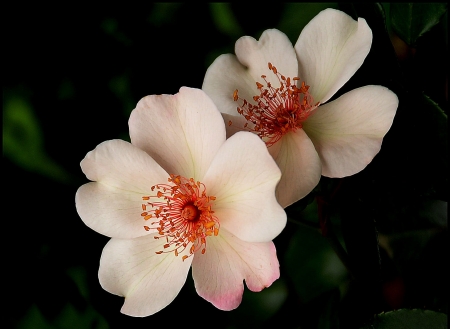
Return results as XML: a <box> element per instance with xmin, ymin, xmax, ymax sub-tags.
<box><xmin>268</xmin><ymin>129</ymin><xmax>322</xmax><ymax>208</ymax></box>
<box><xmin>203</xmin><ymin>131</ymin><xmax>286</xmax><ymax>243</ymax></box>
<box><xmin>129</xmin><ymin>87</ymin><xmax>226</xmax><ymax>180</ymax></box>
<box><xmin>99</xmin><ymin>234</ymin><xmax>193</xmax><ymax>317</ymax></box>
<box><xmin>192</xmin><ymin>228</ymin><xmax>279</xmax><ymax>310</ymax></box>
<box><xmin>295</xmin><ymin>8</ymin><xmax>372</xmax><ymax>103</ymax></box>
<box><xmin>76</xmin><ymin>139</ymin><xmax>169</xmax><ymax>238</ymax></box>
<box><xmin>303</xmin><ymin>85</ymin><xmax>398</xmax><ymax>177</ymax></box>
<box><xmin>202</xmin><ymin>29</ymin><xmax>298</xmax><ymax>116</ymax></box>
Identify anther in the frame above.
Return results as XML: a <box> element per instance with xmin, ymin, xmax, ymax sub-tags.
<box><xmin>231</xmin><ymin>62</ymin><xmax>319</xmax><ymax>146</ymax></box>
<box><xmin>141</xmin><ymin>174</ymin><xmax>219</xmax><ymax>261</ymax></box>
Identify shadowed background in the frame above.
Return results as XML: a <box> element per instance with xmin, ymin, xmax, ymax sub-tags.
<box><xmin>4</xmin><ymin>3</ymin><xmax>448</xmax><ymax>329</ymax></box>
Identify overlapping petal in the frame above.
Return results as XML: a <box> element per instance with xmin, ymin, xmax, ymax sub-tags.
<box><xmin>295</xmin><ymin>8</ymin><xmax>372</xmax><ymax>103</ymax></box>
<box><xmin>192</xmin><ymin>228</ymin><xmax>279</xmax><ymax>310</ymax></box>
<box><xmin>221</xmin><ymin>113</ymin><xmax>252</xmax><ymax>138</ymax></box>
<box><xmin>99</xmin><ymin>234</ymin><xmax>193</xmax><ymax>317</ymax></box>
<box><xmin>202</xmin><ymin>29</ymin><xmax>298</xmax><ymax>117</ymax></box>
<box><xmin>203</xmin><ymin>131</ymin><xmax>286</xmax><ymax>242</ymax></box>
<box><xmin>268</xmin><ymin>129</ymin><xmax>322</xmax><ymax>208</ymax></box>
<box><xmin>303</xmin><ymin>85</ymin><xmax>398</xmax><ymax>177</ymax></box>
<box><xmin>76</xmin><ymin>139</ymin><xmax>169</xmax><ymax>238</ymax></box>
<box><xmin>129</xmin><ymin>87</ymin><xmax>226</xmax><ymax>180</ymax></box>
<box><xmin>202</xmin><ymin>54</ymin><xmax>252</xmax><ymax>116</ymax></box>
<box><xmin>234</xmin><ymin>29</ymin><xmax>298</xmax><ymax>87</ymax></box>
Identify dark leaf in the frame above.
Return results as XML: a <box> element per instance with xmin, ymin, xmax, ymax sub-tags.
<box><xmin>390</xmin><ymin>3</ymin><xmax>448</xmax><ymax>46</ymax></box>
<box><xmin>284</xmin><ymin>202</ymin><xmax>348</xmax><ymax>303</ymax></box>
<box><xmin>360</xmin><ymin>309</ymin><xmax>447</xmax><ymax>329</ymax></box>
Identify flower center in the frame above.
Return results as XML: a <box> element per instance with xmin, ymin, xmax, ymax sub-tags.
<box><xmin>232</xmin><ymin>62</ymin><xmax>319</xmax><ymax>147</ymax></box>
<box><xmin>141</xmin><ymin>174</ymin><xmax>219</xmax><ymax>261</ymax></box>
<box><xmin>181</xmin><ymin>204</ymin><xmax>199</xmax><ymax>221</ymax></box>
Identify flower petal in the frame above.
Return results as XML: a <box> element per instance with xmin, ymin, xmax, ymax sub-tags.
<box><xmin>192</xmin><ymin>228</ymin><xmax>279</xmax><ymax>310</ymax></box>
<box><xmin>295</xmin><ymin>8</ymin><xmax>372</xmax><ymax>103</ymax></box>
<box><xmin>303</xmin><ymin>85</ymin><xmax>398</xmax><ymax>177</ymax></box>
<box><xmin>221</xmin><ymin>113</ymin><xmax>252</xmax><ymax>138</ymax></box>
<box><xmin>203</xmin><ymin>131</ymin><xmax>286</xmax><ymax>242</ymax></box>
<box><xmin>76</xmin><ymin>183</ymin><xmax>151</xmax><ymax>238</ymax></box>
<box><xmin>234</xmin><ymin>29</ymin><xmax>298</xmax><ymax>87</ymax></box>
<box><xmin>268</xmin><ymin>129</ymin><xmax>322</xmax><ymax>208</ymax></box>
<box><xmin>129</xmin><ymin>87</ymin><xmax>226</xmax><ymax>180</ymax></box>
<box><xmin>202</xmin><ymin>54</ymin><xmax>250</xmax><ymax>116</ymax></box>
<box><xmin>75</xmin><ymin>139</ymin><xmax>169</xmax><ymax>238</ymax></box>
<box><xmin>99</xmin><ymin>234</ymin><xmax>193</xmax><ymax>317</ymax></box>
<box><xmin>202</xmin><ymin>29</ymin><xmax>298</xmax><ymax>116</ymax></box>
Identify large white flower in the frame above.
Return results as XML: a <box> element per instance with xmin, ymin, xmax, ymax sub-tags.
<box><xmin>202</xmin><ymin>8</ymin><xmax>399</xmax><ymax>208</ymax></box>
<box><xmin>75</xmin><ymin>87</ymin><xmax>286</xmax><ymax>317</ymax></box>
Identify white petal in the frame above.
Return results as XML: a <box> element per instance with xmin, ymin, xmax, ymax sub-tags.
<box><xmin>202</xmin><ymin>54</ymin><xmax>249</xmax><ymax>116</ymax></box>
<box><xmin>129</xmin><ymin>87</ymin><xmax>226</xmax><ymax>180</ymax></box>
<box><xmin>203</xmin><ymin>131</ymin><xmax>286</xmax><ymax>242</ymax></box>
<box><xmin>268</xmin><ymin>130</ymin><xmax>322</xmax><ymax>208</ymax></box>
<box><xmin>99</xmin><ymin>234</ymin><xmax>193</xmax><ymax>317</ymax></box>
<box><xmin>77</xmin><ymin>183</ymin><xmax>154</xmax><ymax>238</ymax></box>
<box><xmin>295</xmin><ymin>8</ymin><xmax>372</xmax><ymax>103</ymax></box>
<box><xmin>303</xmin><ymin>85</ymin><xmax>398</xmax><ymax>177</ymax></box>
<box><xmin>76</xmin><ymin>140</ymin><xmax>169</xmax><ymax>238</ymax></box>
<box><xmin>234</xmin><ymin>29</ymin><xmax>298</xmax><ymax>86</ymax></box>
<box><xmin>192</xmin><ymin>228</ymin><xmax>279</xmax><ymax>310</ymax></box>
<box><xmin>202</xmin><ymin>29</ymin><xmax>298</xmax><ymax>116</ymax></box>
<box><xmin>221</xmin><ymin>113</ymin><xmax>253</xmax><ymax>139</ymax></box>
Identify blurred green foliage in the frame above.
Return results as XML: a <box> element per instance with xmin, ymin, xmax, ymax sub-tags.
<box><xmin>3</xmin><ymin>94</ymin><xmax>71</xmax><ymax>183</ymax></box>
<box><xmin>285</xmin><ymin>203</ymin><xmax>348</xmax><ymax>303</ymax></box>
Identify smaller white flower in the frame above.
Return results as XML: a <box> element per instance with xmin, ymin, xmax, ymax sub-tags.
<box><xmin>202</xmin><ymin>8</ymin><xmax>399</xmax><ymax>208</ymax></box>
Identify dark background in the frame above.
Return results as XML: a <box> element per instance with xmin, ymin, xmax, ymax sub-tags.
<box><xmin>4</xmin><ymin>3</ymin><xmax>448</xmax><ymax>329</ymax></box>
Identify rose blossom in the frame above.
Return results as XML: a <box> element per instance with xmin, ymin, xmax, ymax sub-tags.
<box><xmin>75</xmin><ymin>87</ymin><xmax>286</xmax><ymax>316</ymax></box>
<box><xmin>202</xmin><ymin>8</ymin><xmax>398</xmax><ymax>207</ymax></box>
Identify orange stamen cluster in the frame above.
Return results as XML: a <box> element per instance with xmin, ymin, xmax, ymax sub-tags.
<box><xmin>233</xmin><ymin>62</ymin><xmax>319</xmax><ymax>147</ymax></box>
<box><xmin>141</xmin><ymin>174</ymin><xmax>219</xmax><ymax>261</ymax></box>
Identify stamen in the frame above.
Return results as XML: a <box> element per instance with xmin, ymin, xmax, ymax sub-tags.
<box><xmin>141</xmin><ymin>174</ymin><xmax>219</xmax><ymax>261</ymax></box>
<box><xmin>232</xmin><ymin>62</ymin><xmax>320</xmax><ymax>147</ymax></box>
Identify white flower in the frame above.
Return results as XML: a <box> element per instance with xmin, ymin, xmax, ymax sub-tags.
<box><xmin>75</xmin><ymin>87</ymin><xmax>286</xmax><ymax>316</ymax></box>
<box><xmin>202</xmin><ymin>8</ymin><xmax>399</xmax><ymax>208</ymax></box>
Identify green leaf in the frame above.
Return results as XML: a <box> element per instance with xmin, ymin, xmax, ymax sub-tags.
<box><xmin>148</xmin><ymin>3</ymin><xmax>181</xmax><ymax>27</ymax></box>
<box><xmin>2</xmin><ymin>94</ymin><xmax>72</xmax><ymax>183</ymax></box>
<box><xmin>390</xmin><ymin>3</ymin><xmax>448</xmax><ymax>46</ymax></box>
<box><xmin>418</xmin><ymin>93</ymin><xmax>448</xmax><ymax>199</ymax></box>
<box><xmin>16</xmin><ymin>304</ymin><xmax>54</xmax><ymax>329</ymax></box>
<box><xmin>360</xmin><ymin>309</ymin><xmax>447</xmax><ymax>329</ymax></box>
<box><xmin>53</xmin><ymin>303</ymin><xmax>109</xmax><ymax>329</ymax></box>
<box><xmin>422</xmin><ymin>93</ymin><xmax>447</xmax><ymax>137</ymax></box>
<box><xmin>209</xmin><ymin>3</ymin><xmax>244</xmax><ymax>38</ymax></box>
<box><xmin>284</xmin><ymin>202</ymin><xmax>348</xmax><ymax>302</ymax></box>
<box><xmin>17</xmin><ymin>303</ymin><xmax>109</xmax><ymax>329</ymax></box>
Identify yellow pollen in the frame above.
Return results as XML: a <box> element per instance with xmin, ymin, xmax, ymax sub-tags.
<box><xmin>232</xmin><ymin>62</ymin><xmax>320</xmax><ymax>147</ymax></box>
<box><xmin>141</xmin><ymin>174</ymin><xmax>219</xmax><ymax>261</ymax></box>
